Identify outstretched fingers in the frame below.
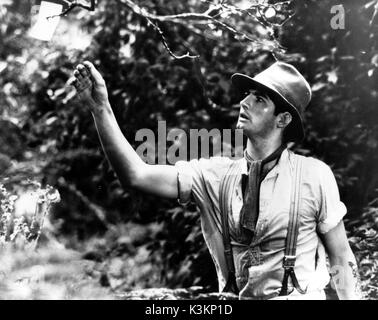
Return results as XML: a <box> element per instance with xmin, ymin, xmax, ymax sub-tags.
<box><xmin>69</xmin><ymin>61</ymin><xmax>110</xmax><ymax>110</ymax></box>
<box><xmin>72</xmin><ymin>64</ymin><xmax>93</xmax><ymax>95</ymax></box>
<box><xmin>83</xmin><ymin>61</ymin><xmax>105</xmax><ymax>86</ymax></box>
<box><xmin>77</xmin><ymin>64</ymin><xmax>90</xmax><ymax>78</ymax></box>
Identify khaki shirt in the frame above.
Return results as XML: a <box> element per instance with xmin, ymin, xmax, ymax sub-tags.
<box><xmin>175</xmin><ymin>149</ymin><xmax>346</xmax><ymax>299</ymax></box>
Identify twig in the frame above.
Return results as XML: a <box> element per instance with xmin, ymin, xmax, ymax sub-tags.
<box><xmin>145</xmin><ymin>17</ymin><xmax>199</xmax><ymax>60</ymax></box>
<box><xmin>117</xmin><ymin>0</ymin><xmax>291</xmax><ymax>58</ymax></box>
<box><xmin>48</xmin><ymin>0</ymin><xmax>96</xmax><ymax>19</ymax></box>
<box><xmin>33</xmin><ymin>204</ymin><xmax>50</xmax><ymax>250</ymax></box>
<box><xmin>45</xmin><ymin>0</ymin><xmax>293</xmax><ymax>58</ymax></box>
<box><xmin>119</xmin><ymin>0</ymin><xmax>294</xmax><ymax>27</ymax></box>
<box><xmin>370</xmin><ymin>1</ymin><xmax>378</xmax><ymax>25</ymax></box>
<box><xmin>43</xmin><ymin>0</ymin><xmax>293</xmax><ymax>59</ymax></box>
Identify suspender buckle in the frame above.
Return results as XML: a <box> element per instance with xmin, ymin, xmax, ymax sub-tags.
<box><xmin>283</xmin><ymin>255</ymin><xmax>296</xmax><ymax>269</ymax></box>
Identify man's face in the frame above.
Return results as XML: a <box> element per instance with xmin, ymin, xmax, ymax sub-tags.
<box><xmin>236</xmin><ymin>89</ymin><xmax>277</xmax><ymax>139</ymax></box>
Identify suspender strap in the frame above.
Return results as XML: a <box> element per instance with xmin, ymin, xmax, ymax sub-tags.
<box><xmin>219</xmin><ymin>155</ymin><xmax>307</xmax><ymax>296</ymax></box>
<box><xmin>219</xmin><ymin>161</ymin><xmax>241</xmax><ymax>295</ymax></box>
<box><xmin>279</xmin><ymin>156</ymin><xmax>307</xmax><ymax>296</ymax></box>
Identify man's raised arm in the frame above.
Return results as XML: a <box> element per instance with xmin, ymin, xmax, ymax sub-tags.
<box><xmin>71</xmin><ymin>61</ymin><xmax>179</xmax><ymax>199</ymax></box>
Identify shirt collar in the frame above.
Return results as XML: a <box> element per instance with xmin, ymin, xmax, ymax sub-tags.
<box><xmin>242</xmin><ymin>148</ymin><xmax>290</xmax><ymax>180</ymax></box>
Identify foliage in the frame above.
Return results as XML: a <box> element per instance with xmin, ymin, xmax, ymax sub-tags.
<box><xmin>0</xmin><ymin>182</ymin><xmax>61</xmax><ymax>250</ymax></box>
<box><xmin>282</xmin><ymin>0</ymin><xmax>378</xmax><ymax>216</ymax></box>
<box><xmin>78</xmin><ymin>222</ymin><xmax>166</xmax><ymax>291</ymax></box>
<box><xmin>345</xmin><ymin>203</ymin><xmax>378</xmax><ymax>300</ymax></box>
<box><xmin>0</xmin><ymin>244</ymin><xmax>113</xmax><ymax>299</ymax></box>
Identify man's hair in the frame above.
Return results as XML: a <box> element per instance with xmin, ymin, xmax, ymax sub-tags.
<box><xmin>260</xmin><ymin>89</ymin><xmax>296</xmax><ymax>143</ymax></box>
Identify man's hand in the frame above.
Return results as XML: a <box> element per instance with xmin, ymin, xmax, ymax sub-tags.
<box><xmin>72</xmin><ymin>61</ymin><xmax>109</xmax><ymax>113</ymax></box>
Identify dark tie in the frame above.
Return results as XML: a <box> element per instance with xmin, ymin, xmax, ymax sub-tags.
<box><xmin>240</xmin><ymin>145</ymin><xmax>286</xmax><ymax>238</ymax></box>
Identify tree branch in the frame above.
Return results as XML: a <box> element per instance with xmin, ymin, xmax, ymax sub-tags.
<box><xmin>50</xmin><ymin>0</ymin><xmax>293</xmax><ymax>59</ymax></box>
<box><xmin>145</xmin><ymin>17</ymin><xmax>200</xmax><ymax>60</ymax></box>
<box><xmin>48</xmin><ymin>0</ymin><xmax>96</xmax><ymax>19</ymax></box>
<box><xmin>116</xmin><ymin>0</ymin><xmax>290</xmax><ymax>58</ymax></box>
<box><xmin>369</xmin><ymin>0</ymin><xmax>378</xmax><ymax>26</ymax></box>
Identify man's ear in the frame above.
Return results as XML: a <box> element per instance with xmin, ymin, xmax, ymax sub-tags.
<box><xmin>277</xmin><ymin>112</ymin><xmax>292</xmax><ymax>129</ymax></box>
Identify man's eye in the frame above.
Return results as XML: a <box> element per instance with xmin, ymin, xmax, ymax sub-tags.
<box><xmin>256</xmin><ymin>96</ymin><xmax>263</xmax><ymax>103</ymax></box>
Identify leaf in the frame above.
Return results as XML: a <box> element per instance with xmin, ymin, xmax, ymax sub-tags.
<box><xmin>316</xmin><ymin>55</ymin><xmax>329</xmax><ymax>63</ymax></box>
<box><xmin>0</xmin><ymin>0</ymin><xmax>12</xmax><ymax>7</ymax></box>
<box><xmin>312</xmin><ymin>82</ymin><xmax>327</xmax><ymax>92</ymax></box>
<box><xmin>371</xmin><ymin>54</ymin><xmax>378</xmax><ymax>66</ymax></box>
<box><xmin>367</xmin><ymin>136</ymin><xmax>378</xmax><ymax>149</ymax></box>
<box><xmin>45</xmin><ymin>117</ymin><xmax>58</xmax><ymax>126</ymax></box>
<box><xmin>365</xmin><ymin>0</ymin><xmax>377</xmax><ymax>9</ymax></box>
<box><xmin>0</xmin><ymin>61</ymin><xmax>6</xmax><ymax>73</ymax></box>
<box><xmin>364</xmin><ymin>229</ymin><xmax>377</xmax><ymax>239</ymax></box>
<box><xmin>326</xmin><ymin>69</ymin><xmax>338</xmax><ymax>84</ymax></box>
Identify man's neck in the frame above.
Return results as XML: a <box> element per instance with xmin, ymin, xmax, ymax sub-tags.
<box><xmin>246</xmin><ymin>137</ymin><xmax>284</xmax><ymax>161</ymax></box>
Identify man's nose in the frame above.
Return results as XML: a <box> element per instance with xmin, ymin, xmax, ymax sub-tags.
<box><xmin>239</xmin><ymin>101</ymin><xmax>250</xmax><ymax>112</ymax></box>
<box><xmin>240</xmin><ymin>94</ymin><xmax>252</xmax><ymax>107</ymax></box>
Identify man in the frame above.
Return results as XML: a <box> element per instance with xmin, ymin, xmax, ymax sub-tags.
<box><xmin>72</xmin><ymin>61</ymin><xmax>362</xmax><ymax>300</ymax></box>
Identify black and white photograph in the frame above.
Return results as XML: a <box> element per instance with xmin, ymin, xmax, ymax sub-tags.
<box><xmin>0</xmin><ymin>0</ymin><xmax>377</xmax><ymax>305</ymax></box>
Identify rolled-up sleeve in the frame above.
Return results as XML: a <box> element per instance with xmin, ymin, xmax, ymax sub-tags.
<box><xmin>175</xmin><ymin>160</ymin><xmax>193</xmax><ymax>205</ymax></box>
<box><xmin>174</xmin><ymin>157</ymin><xmax>233</xmax><ymax>207</ymax></box>
<box><xmin>316</xmin><ymin>161</ymin><xmax>347</xmax><ymax>234</ymax></box>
